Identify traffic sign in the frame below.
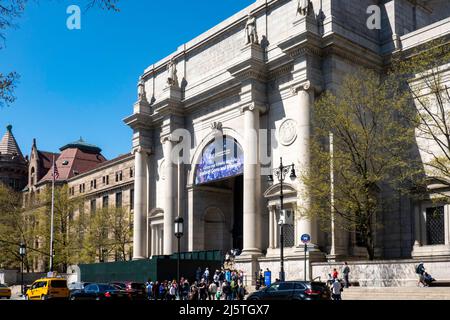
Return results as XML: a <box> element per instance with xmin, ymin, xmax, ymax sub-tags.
<box><xmin>301</xmin><ymin>234</ymin><xmax>311</xmax><ymax>244</ymax></box>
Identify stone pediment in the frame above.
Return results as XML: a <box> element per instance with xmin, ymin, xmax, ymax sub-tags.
<box><xmin>264</xmin><ymin>182</ymin><xmax>297</xmax><ymax>199</ymax></box>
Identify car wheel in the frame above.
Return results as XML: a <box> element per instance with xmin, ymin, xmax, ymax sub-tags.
<box><xmin>40</xmin><ymin>295</ymin><xmax>46</xmax><ymax>301</ymax></box>
<box><xmin>25</xmin><ymin>295</ymin><xmax>29</xmax><ymax>300</ymax></box>
<box><xmin>95</xmin><ymin>297</ymin><xmax>101</xmax><ymax>301</ymax></box>
<box><xmin>70</xmin><ymin>296</ymin><xmax>76</xmax><ymax>301</ymax></box>
<box><xmin>247</xmin><ymin>297</ymin><xmax>260</xmax><ymax>301</ymax></box>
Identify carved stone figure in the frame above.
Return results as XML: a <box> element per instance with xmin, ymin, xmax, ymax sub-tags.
<box><xmin>297</xmin><ymin>0</ymin><xmax>310</xmax><ymax>16</ymax></box>
<box><xmin>137</xmin><ymin>77</ymin><xmax>146</xmax><ymax>101</ymax></box>
<box><xmin>167</xmin><ymin>59</ymin><xmax>178</xmax><ymax>87</ymax></box>
<box><xmin>245</xmin><ymin>14</ymin><xmax>258</xmax><ymax>45</ymax></box>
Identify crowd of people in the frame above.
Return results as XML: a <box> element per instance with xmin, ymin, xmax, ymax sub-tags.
<box><xmin>144</xmin><ymin>263</ymin><xmax>248</xmax><ymax>300</ymax></box>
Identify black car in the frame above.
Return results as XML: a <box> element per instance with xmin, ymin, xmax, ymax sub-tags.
<box><xmin>70</xmin><ymin>283</ymin><xmax>128</xmax><ymax>301</ymax></box>
<box><xmin>246</xmin><ymin>281</ymin><xmax>331</xmax><ymax>301</ymax></box>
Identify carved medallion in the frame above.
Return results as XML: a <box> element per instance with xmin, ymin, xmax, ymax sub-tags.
<box><xmin>279</xmin><ymin>119</ymin><xmax>297</xmax><ymax>146</ymax></box>
<box><xmin>159</xmin><ymin>160</ymin><xmax>166</xmax><ymax>180</ymax></box>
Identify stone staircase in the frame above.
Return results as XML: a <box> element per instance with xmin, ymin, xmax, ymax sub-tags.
<box><xmin>342</xmin><ymin>286</ymin><xmax>450</xmax><ymax>300</ymax></box>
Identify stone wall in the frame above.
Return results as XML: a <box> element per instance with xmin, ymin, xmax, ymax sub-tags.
<box><xmin>312</xmin><ymin>259</ymin><xmax>450</xmax><ymax>287</ymax></box>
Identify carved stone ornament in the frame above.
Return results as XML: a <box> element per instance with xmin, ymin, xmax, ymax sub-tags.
<box><xmin>297</xmin><ymin>0</ymin><xmax>310</xmax><ymax>16</ymax></box>
<box><xmin>279</xmin><ymin>119</ymin><xmax>298</xmax><ymax>146</ymax></box>
<box><xmin>137</xmin><ymin>78</ymin><xmax>147</xmax><ymax>101</ymax></box>
<box><xmin>159</xmin><ymin>160</ymin><xmax>166</xmax><ymax>180</ymax></box>
<box><xmin>211</xmin><ymin>121</ymin><xmax>223</xmax><ymax>131</ymax></box>
<box><xmin>245</xmin><ymin>14</ymin><xmax>259</xmax><ymax>45</ymax></box>
<box><xmin>167</xmin><ymin>59</ymin><xmax>178</xmax><ymax>87</ymax></box>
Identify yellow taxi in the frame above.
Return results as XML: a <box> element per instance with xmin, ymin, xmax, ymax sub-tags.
<box><xmin>25</xmin><ymin>277</ymin><xmax>69</xmax><ymax>300</ymax></box>
<box><xmin>0</xmin><ymin>283</ymin><xmax>11</xmax><ymax>299</ymax></box>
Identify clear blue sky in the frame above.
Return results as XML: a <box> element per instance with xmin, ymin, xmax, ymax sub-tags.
<box><xmin>0</xmin><ymin>0</ymin><xmax>254</xmax><ymax>159</ymax></box>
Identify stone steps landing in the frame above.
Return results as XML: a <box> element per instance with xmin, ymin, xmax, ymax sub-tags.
<box><xmin>342</xmin><ymin>287</ymin><xmax>450</xmax><ymax>300</ymax></box>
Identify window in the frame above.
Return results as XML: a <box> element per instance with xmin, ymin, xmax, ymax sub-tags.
<box><xmin>102</xmin><ymin>176</ymin><xmax>105</xmax><ymax>184</ymax></box>
<box><xmin>90</xmin><ymin>199</ymin><xmax>97</xmax><ymax>214</ymax></box>
<box><xmin>130</xmin><ymin>189</ymin><xmax>134</xmax><ymax>210</ymax></box>
<box><xmin>106</xmin><ymin>175</ymin><xmax>109</xmax><ymax>185</ymax></box>
<box><xmin>426</xmin><ymin>207</ymin><xmax>445</xmax><ymax>245</ymax></box>
<box><xmin>103</xmin><ymin>196</ymin><xmax>109</xmax><ymax>209</ymax></box>
<box><xmin>116</xmin><ymin>192</ymin><xmax>122</xmax><ymax>208</ymax></box>
<box><xmin>130</xmin><ymin>168</ymin><xmax>134</xmax><ymax>178</ymax></box>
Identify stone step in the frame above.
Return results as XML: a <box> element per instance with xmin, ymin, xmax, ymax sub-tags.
<box><xmin>341</xmin><ymin>287</ymin><xmax>450</xmax><ymax>300</ymax></box>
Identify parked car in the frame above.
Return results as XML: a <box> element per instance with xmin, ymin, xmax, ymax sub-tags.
<box><xmin>70</xmin><ymin>283</ymin><xmax>127</xmax><ymax>301</ymax></box>
<box><xmin>246</xmin><ymin>281</ymin><xmax>331</xmax><ymax>301</ymax></box>
<box><xmin>0</xmin><ymin>284</ymin><xmax>11</xmax><ymax>299</ymax></box>
<box><xmin>68</xmin><ymin>282</ymin><xmax>92</xmax><ymax>299</ymax></box>
<box><xmin>109</xmin><ymin>281</ymin><xmax>146</xmax><ymax>300</ymax></box>
<box><xmin>25</xmin><ymin>277</ymin><xmax>69</xmax><ymax>300</ymax></box>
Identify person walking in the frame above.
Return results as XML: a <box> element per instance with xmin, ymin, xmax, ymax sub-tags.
<box><xmin>331</xmin><ymin>278</ymin><xmax>342</xmax><ymax>300</ymax></box>
<box><xmin>198</xmin><ymin>279</ymin><xmax>207</xmax><ymax>300</ymax></box>
<box><xmin>236</xmin><ymin>282</ymin><xmax>247</xmax><ymax>300</ymax></box>
<box><xmin>196</xmin><ymin>267</ymin><xmax>202</xmax><ymax>283</ymax></box>
<box><xmin>146</xmin><ymin>281</ymin><xmax>153</xmax><ymax>300</ymax></box>
<box><xmin>342</xmin><ymin>262</ymin><xmax>350</xmax><ymax>288</ymax></box>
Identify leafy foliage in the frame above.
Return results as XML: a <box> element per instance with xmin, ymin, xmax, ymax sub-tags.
<box><xmin>302</xmin><ymin>68</ymin><xmax>416</xmax><ymax>260</ymax></box>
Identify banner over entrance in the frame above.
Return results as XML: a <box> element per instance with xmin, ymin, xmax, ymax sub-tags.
<box><xmin>195</xmin><ymin>136</ymin><xmax>243</xmax><ymax>185</ymax></box>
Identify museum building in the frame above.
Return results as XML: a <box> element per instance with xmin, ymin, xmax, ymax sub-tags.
<box><xmin>124</xmin><ymin>0</ymin><xmax>450</xmax><ymax>282</ymax></box>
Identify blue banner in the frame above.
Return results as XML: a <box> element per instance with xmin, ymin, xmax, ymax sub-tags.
<box><xmin>195</xmin><ymin>136</ymin><xmax>243</xmax><ymax>185</ymax></box>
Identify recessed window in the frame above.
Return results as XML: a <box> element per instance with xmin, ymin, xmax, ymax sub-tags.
<box><xmin>62</xmin><ymin>160</ymin><xmax>69</xmax><ymax>165</ymax></box>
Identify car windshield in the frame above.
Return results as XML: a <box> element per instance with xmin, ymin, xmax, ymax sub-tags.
<box><xmin>98</xmin><ymin>285</ymin><xmax>117</xmax><ymax>292</ymax></box>
<box><xmin>50</xmin><ymin>280</ymin><xmax>67</xmax><ymax>288</ymax></box>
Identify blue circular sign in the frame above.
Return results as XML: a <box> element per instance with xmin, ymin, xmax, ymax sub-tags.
<box><xmin>301</xmin><ymin>234</ymin><xmax>311</xmax><ymax>244</ymax></box>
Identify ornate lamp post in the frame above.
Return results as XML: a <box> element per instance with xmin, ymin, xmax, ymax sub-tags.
<box><xmin>174</xmin><ymin>216</ymin><xmax>184</xmax><ymax>299</ymax></box>
<box><xmin>19</xmin><ymin>242</ymin><xmax>26</xmax><ymax>296</ymax></box>
<box><xmin>268</xmin><ymin>157</ymin><xmax>296</xmax><ymax>282</ymax></box>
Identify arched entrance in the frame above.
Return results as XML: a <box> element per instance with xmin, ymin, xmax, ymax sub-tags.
<box><xmin>188</xmin><ymin>134</ymin><xmax>244</xmax><ymax>253</ymax></box>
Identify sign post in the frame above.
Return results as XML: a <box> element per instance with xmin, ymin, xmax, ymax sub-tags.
<box><xmin>301</xmin><ymin>234</ymin><xmax>311</xmax><ymax>281</ymax></box>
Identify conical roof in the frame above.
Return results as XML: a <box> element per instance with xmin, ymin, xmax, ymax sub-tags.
<box><xmin>0</xmin><ymin>125</ymin><xmax>24</xmax><ymax>157</ymax></box>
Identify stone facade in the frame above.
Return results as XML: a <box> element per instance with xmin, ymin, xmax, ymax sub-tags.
<box><xmin>125</xmin><ymin>0</ymin><xmax>450</xmax><ymax>284</ymax></box>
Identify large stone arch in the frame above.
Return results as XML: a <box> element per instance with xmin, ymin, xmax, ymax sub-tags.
<box><xmin>187</xmin><ymin>127</ymin><xmax>244</xmax><ymax>187</ymax></box>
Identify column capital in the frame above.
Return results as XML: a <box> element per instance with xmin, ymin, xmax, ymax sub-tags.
<box><xmin>240</xmin><ymin>102</ymin><xmax>267</xmax><ymax>114</ymax></box>
<box><xmin>291</xmin><ymin>80</ymin><xmax>315</xmax><ymax>95</ymax></box>
<box><xmin>132</xmin><ymin>146</ymin><xmax>152</xmax><ymax>155</ymax></box>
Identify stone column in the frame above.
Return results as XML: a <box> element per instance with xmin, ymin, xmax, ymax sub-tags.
<box><xmin>241</xmin><ymin>103</ymin><xmax>262</xmax><ymax>256</ymax></box>
<box><xmin>269</xmin><ymin>206</ymin><xmax>275</xmax><ymax>249</ymax></box>
<box><xmin>294</xmin><ymin>81</ymin><xmax>318</xmax><ymax>246</ymax></box>
<box><xmin>162</xmin><ymin>136</ymin><xmax>176</xmax><ymax>255</ymax></box>
<box><xmin>133</xmin><ymin>147</ymin><xmax>149</xmax><ymax>260</ymax></box>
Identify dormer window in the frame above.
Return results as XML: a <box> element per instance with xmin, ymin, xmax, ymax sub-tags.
<box><xmin>62</xmin><ymin>160</ymin><xmax>69</xmax><ymax>165</ymax></box>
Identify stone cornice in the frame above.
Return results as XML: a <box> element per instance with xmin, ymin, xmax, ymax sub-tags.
<box><xmin>123</xmin><ymin>113</ymin><xmax>154</xmax><ymax>131</ymax></box>
<box><xmin>321</xmin><ymin>33</ymin><xmax>383</xmax><ymax>71</ymax></box>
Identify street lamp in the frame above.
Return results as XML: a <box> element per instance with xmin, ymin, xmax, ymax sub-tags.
<box><xmin>268</xmin><ymin>157</ymin><xmax>296</xmax><ymax>282</ymax></box>
<box><xmin>19</xmin><ymin>242</ymin><xmax>26</xmax><ymax>296</ymax></box>
<box><xmin>174</xmin><ymin>216</ymin><xmax>184</xmax><ymax>299</ymax></box>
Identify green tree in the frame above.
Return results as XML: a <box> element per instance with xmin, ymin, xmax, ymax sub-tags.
<box><xmin>0</xmin><ymin>184</ymin><xmax>26</xmax><ymax>268</ymax></box>
<box><xmin>392</xmin><ymin>39</ymin><xmax>450</xmax><ymax>190</ymax></box>
<box><xmin>302</xmin><ymin>68</ymin><xmax>416</xmax><ymax>260</ymax></box>
<box><xmin>34</xmin><ymin>185</ymin><xmax>82</xmax><ymax>272</ymax></box>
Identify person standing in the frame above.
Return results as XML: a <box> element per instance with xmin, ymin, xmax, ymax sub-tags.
<box><xmin>332</xmin><ymin>268</ymin><xmax>339</xmax><ymax>280</ymax></box>
<box><xmin>208</xmin><ymin>281</ymin><xmax>217</xmax><ymax>300</ymax></box>
<box><xmin>196</xmin><ymin>267</ymin><xmax>202</xmax><ymax>283</ymax></box>
<box><xmin>342</xmin><ymin>262</ymin><xmax>350</xmax><ymax>288</ymax></box>
<box><xmin>331</xmin><ymin>279</ymin><xmax>342</xmax><ymax>300</ymax></box>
